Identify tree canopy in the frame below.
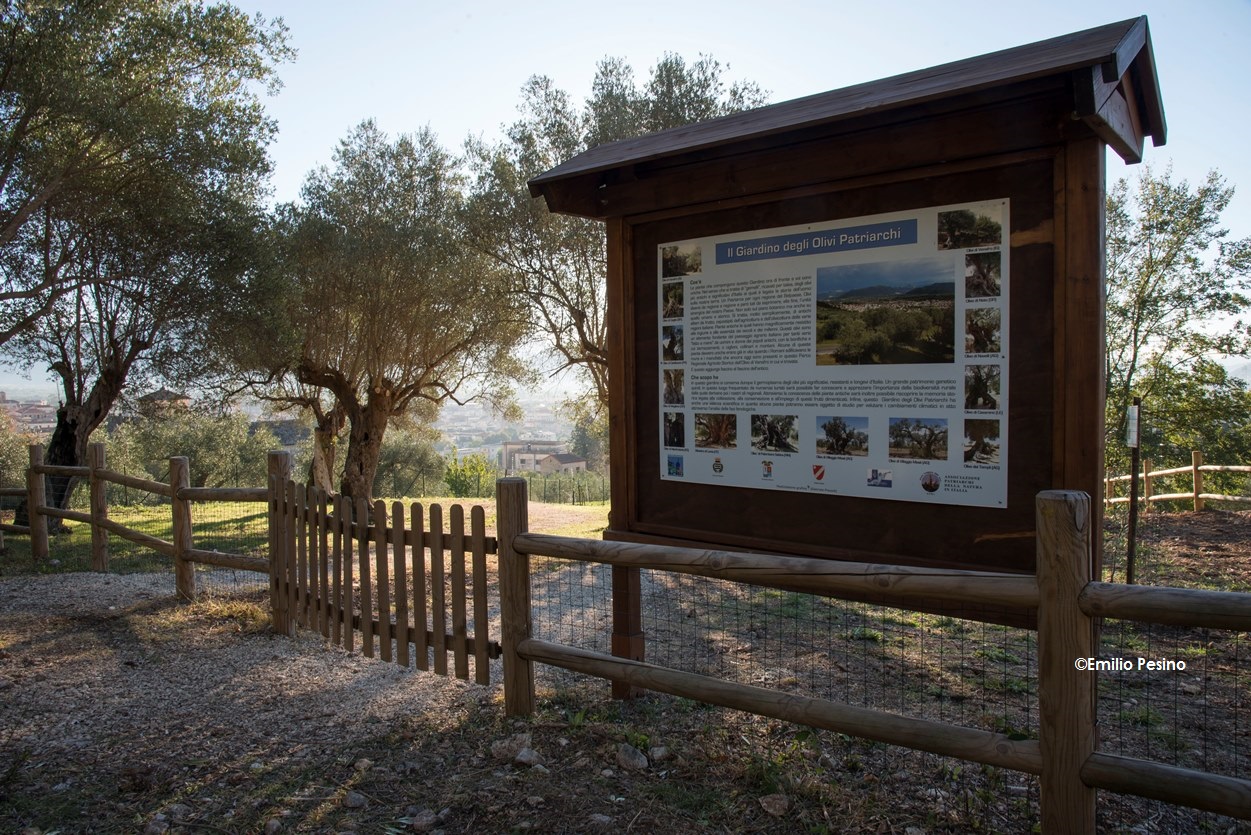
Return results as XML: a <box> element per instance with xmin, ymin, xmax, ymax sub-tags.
<box><xmin>1105</xmin><ymin>167</ymin><xmax>1251</xmax><ymax>472</ymax></box>
<box><xmin>0</xmin><ymin>0</ymin><xmax>290</xmax><ymax>345</ymax></box>
<box><xmin>466</xmin><ymin>54</ymin><xmax>767</xmax><ymax>414</ymax></box>
<box><xmin>0</xmin><ymin>0</ymin><xmax>289</xmax><ymax>515</ymax></box>
<box><xmin>252</xmin><ymin>120</ymin><xmax>530</xmax><ymax>502</ymax></box>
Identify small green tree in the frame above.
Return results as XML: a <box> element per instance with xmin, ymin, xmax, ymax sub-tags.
<box><xmin>0</xmin><ymin>411</ymin><xmax>36</xmax><ymax>488</ymax></box>
<box><xmin>1105</xmin><ymin>167</ymin><xmax>1251</xmax><ymax>473</ymax></box>
<box><xmin>444</xmin><ymin>449</ymin><xmax>498</xmax><ymax>498</ymax></box>
<box><xmin>104</xmin><ymin>408</ymin><xmax>278</xmax><ymax>492</ymax></box>
<box><xmin>566</xmin><ymin>396</ymin><xmax>608</xmax><ymax>471</ymax></box>
<box><xmin>373</xmin><ymin>426</ymin><xmax>446</xmax><ymax>498</ymax></box>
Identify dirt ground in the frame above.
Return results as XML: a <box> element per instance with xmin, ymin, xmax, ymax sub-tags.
<box><xmin>1</xmin><ymin>506</ymin><xmax>1249</xmax><ymax>833</ymax></box>
<box><xmin>1111</xmin><ymin>507</ymin><xmax>1251</xmax><ymax>590</ymax></box>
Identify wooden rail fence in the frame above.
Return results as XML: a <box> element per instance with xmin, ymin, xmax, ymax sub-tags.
<box><xmin>268</xmin><ymin>456</ymin><xmax>500</xmax><ymax>684</ymax></box>
<box><xmin>1105</xmin><ymin>450</ymin><xmax>1251</xmax><ymax>511</ymax></box>
<box><xmin>0</xmin><ymin>442</ymin><xmax>271</xmax><ymax>598</ymax></box>
<box><xmin>7</xmin><ymin>447</ymin><xmax>1251</xmax><ymax>830</ymax></box>
<box><xmin>495</xmin><ymin>478</ymin><xmax>1251</xmax><ymax>832</ymax></box>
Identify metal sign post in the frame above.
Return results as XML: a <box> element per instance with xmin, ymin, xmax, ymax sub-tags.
<box><xmin>1126</xmin><ymin>397</ymin><xmax>1142</xmax><ymax>584</ymax></box>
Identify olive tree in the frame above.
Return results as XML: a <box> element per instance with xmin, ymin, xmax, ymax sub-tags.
<box><xmin>1105</xmin><ymin>167</ymin><xmax>1251</xmax><ymax>472</ymax></box>
<box><xmin>0</xmin><ymin>1</ymin><xmax>289</xmax><ymax>516</ymax></box>
<box><xmin>0</xmin><ymin>0</ymin><xmax>290</xmax><ymax>345</ymax></box>
<box><xmin>466</xmin><ymin>54</ymin><xmax>767</xmax><ymax>414</ymax></box>
<box><xmin>262</xmin><ymin>121</ymin><xmax>529</xmax><ymax>502</ymax></box>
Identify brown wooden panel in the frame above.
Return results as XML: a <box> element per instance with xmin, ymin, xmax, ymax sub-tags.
<box><xmin>612</xmin><ymin>159</ymin><xmax>1064</xmax><ymax>579</ymax></box>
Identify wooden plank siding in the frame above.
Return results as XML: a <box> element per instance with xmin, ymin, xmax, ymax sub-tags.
<box><xmin>269</xmin><ymin>480</ymin><xmax>501</xmax><ymax>683</ymax></box>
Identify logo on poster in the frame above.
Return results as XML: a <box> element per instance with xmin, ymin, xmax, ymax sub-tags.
<box><xmin>812</xmin><ymin>464</ymin><xmax>825</xmax><ymax>481</ymax></box>
<box><xmin>712</xmin><ymin>457</ymin><xmax>724</xmax><ymax>474</ymax></box>
<box><xmin>761</xmin><ymin>460</ymin><xmax>773</xmax><ymax>479</ymax></box>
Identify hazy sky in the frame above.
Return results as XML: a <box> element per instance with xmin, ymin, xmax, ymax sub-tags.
<box><xmin>4</xmin><ymin>0</ymin><xmax>1249</xmax><ymax>396</ymax></box>
<box><xmin>244</xmin><ymin>0</ymin><xmax>1249</xmax><ymax>209</ymax></box>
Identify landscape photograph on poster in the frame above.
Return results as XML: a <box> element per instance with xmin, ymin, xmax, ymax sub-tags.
<box><xmin>663</xmin><ymin>369</ymin><xmax>684</xmax><ymax>405</ymax></box>
<box><xmin>695</xmin><ymin>413</ymin><xmax>738</xmax><ymax>449</ymax></box>
<box><xmin>661</xmin><ymin>243</ymin><xmax>702</xmax><ymax>278</ymax></box>
<box><xmin>964</xmin><ymin>364</ymin><xmax>1001</xmax><ymax>410</ymax></box>
<box><xmin>662</xmin><ymin>325</ymin><xmax>684</xmax><ymax>361</ymax></box>
<box><xmin>963</xmin><ymin>418</ymin><xmax>1002</xmax><ymax>465</ymax></box>
<box><xmin>937</xmin><ymin>206</ymin><xmax>1002</xmax><ymax>250</ymax></box>
<box><xmin>965</xmin><ymin>308</ymin><xmax>1001</xmax><ymax>354</ymax></box>
<box><xmin>815</xmin><ymin>415</ymin><xmax>870</xmax><ymax>457</ymax></box>
<box><xmin>815</xmin><ymin>256</ymin><xmax>956</xmax><ymax>365</ymax></box>
<box><xmin>751</xmin><ymin>414</ymin><xmax>800</xmax><ymax>452</ymax></box>
<box><xmin>664</xmin><ymin>411</ymin><xmax>685</xmax><ymax>448</ymax></box>
<box><xmin>964</xmin><ymin>251</ymin><xmax>1002</xmax><ymax>298</ymax></box>
<box><xmin>662</xmin><ymin>281</ymin><xmax>685</xmax><ymax>318</ymax></box>
<box><xmin>888</xmin><ymin>417</ymin><xmax>950</xmax><ymax>461</ymax></box>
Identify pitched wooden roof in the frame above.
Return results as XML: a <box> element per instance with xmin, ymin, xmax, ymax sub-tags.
<box><xmin>530</xmin><ymin>17</ymin><xmax>1164</xmax><ymax>217</ymax></box>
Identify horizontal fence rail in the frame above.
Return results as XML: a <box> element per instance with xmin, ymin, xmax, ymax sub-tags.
<box><xmin>496</xmin><ymin>479</ymin><xmax>1251</xmax><ymax>830</ymax></box>
<box><xmin>7</xmin><ymin>443</ymin><xmax>272</xmax><ymax>596</ymax></box>
<box><xmin>514</xmin><ymin>533</ymin><xmax>1041</xmax><ymax>610</ymax></box>
<box><xmin>1106</xmin><ymin>450</ymin><xmax>1251</xmax><ymax>510</ymax></box>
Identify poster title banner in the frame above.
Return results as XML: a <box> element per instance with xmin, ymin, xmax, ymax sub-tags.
<box><xmin>717</xmin><ymin>220</ymin><xmax>918</xmax><ymax>264</ymax></box>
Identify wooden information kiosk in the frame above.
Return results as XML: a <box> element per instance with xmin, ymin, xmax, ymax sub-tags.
<box><xmin>529</xmin><ymin>18</ymin><xmax>1164</xmax><ymax>641</ymax></box>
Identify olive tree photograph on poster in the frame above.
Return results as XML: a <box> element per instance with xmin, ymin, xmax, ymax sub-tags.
<box><xmin>815</xmin><ymin>257</ymin><xmax>956</xmax><ymax>365</ymax></box>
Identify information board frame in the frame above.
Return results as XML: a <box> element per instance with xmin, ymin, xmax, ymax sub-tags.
<box><xmin>528</xmin><ymin>18</ymin><xmax>1165</xmax><ymax>634</ymax></box>
<box><xmin>615</xmin><ymin>158</ymin><xmax>1063</xmax><ymax>577</ymax></box>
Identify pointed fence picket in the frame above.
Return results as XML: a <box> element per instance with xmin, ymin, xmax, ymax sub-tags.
<box><xmin>269</xmin><ymin>479</ymin><xmax>499</xmax><ymax>684</ymax></box>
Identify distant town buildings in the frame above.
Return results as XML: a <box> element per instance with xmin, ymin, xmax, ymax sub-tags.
<box><xmin>136</xmin><ymin>387</ymin><xmax>192</xmax><ymax>416</ymax></box>
<box><xmin>0</xmin><ymin>391</ymin><xmax>58</xmax><ymax>435</ymax></box>
<box><xmin>538</xmin><ymin>452</ymin><xmax>588</xmax><ymax>475</ymax></box>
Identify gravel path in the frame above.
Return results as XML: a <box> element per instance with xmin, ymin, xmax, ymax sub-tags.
<box><xmin>0</xmin><ymin>572</ymin><xmax>494</xmax><ymax>833</ymax></box>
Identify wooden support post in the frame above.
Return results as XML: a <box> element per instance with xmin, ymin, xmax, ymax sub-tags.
<box><xmin>497</xmin><ymin>477</ymin><xmax>534</xmax><ymax>716</ymax></box>
<box><xmin>27</xmin><ymin>444</ymin><xmax>48</xmax><ymax>562</ymax></box>
<box><xmin>267</xmin><ymin>451</ymin><xmax>293</xmax><ymax>635</ymax></box>
<box><xmin>611</xmin><ymin>566</ymin><xmax>645</xmax><ymax>699</ymax></box>
<box><xmin>87</xmin><ymin>442</ymin><xmax>109</xmax><ymax>571</ymax></box>
<box><xmin>170</xmin><ymin>456</ymin><xmax>194</xmax><ymax>601</ymax></box>
<box><xmin>1036</xmin><ymin>490</ymin><xmax>1097</xmax><ymax>834</ymax></box>
<box><xmin>1142</xmin><ymin>458</ymin><xmax>1153</xmax><ymax>511</ymax></box>
<box><xmin>1192</xmin><ymin>450</ymin><xmax>1205</xmax><ymax>512</ymax></box>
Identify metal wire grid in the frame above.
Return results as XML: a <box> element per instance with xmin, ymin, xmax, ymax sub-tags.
<box><xmin>1096</xmin><ymin>620</ymin><xmax>1249</xmax><ymax>832</ymax></box>
<box><xmin>526</xmin><ymin>554</ymin><xmax>1042</xmax><ymax>827</ymax></box>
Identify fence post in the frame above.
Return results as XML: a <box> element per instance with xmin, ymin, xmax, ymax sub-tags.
<box><xmin>27</xmin><ymin>444</ymin><xmax>48</xmax><ymax>562</ymax></box>
<box><xmin>1142</xmin><ymin>458</ymin><xmax>1153</xmax><ymax>511</ymax></box>
<box><xmin>497</xmin><ymin>477</ymin><xmax>534</xmax><ymax>716</ymax></box>
<box><xmin>267</xmin><ymin>451</ymin><xmax>293</xmax><ymax>635</ymax></box>
<box><xmin>87</xmin><ymin>442</ymin><xmax>108</xmax><ymax>571</ymax></box>
<box><xmin>1036</xmin><ymin>490</ymin><xmax>1097</xmax><ymax>834</ymax></box>
<box><xmin>170</xmin><ymin>456</ymin><xmax>194</xmax><ymax>601</ymax></box>
<box><xmin>1192</xmin><ymin>450</ymin><xmax>1205</xmax><ymax>512</ymax></box>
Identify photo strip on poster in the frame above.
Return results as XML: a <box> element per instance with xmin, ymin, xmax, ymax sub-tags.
<box><xmin>658</xmin><ymin>200</ymin><xmax>1008</xmax><ymax>508</ymax></box>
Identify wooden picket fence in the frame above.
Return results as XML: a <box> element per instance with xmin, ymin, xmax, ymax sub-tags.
<box><xmin>268</xmin><ymin>473</ymin><xmax>500</xmax><ymax>684</ymax></box>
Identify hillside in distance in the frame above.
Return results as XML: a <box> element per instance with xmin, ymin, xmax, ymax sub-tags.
<box><xmin>820</xmin><ymin>281</ymin><xmax>955</xmax><ymax>302</ymax></box>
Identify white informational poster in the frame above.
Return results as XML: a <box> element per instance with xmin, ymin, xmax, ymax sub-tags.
<box><xmin>657</xmin><ymin>200</ymin><xmax>1008</xmax><ymax>508</ymax></box>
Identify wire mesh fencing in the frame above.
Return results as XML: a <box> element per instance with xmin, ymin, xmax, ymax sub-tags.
<box><xmin>527</xmin><ymin>554</ymin><xmax>1043</xmax><ymax>829</ymax></box>
<box><xmin>524</xmin><ymin>540</ymin><xmax>1251</xmax><ymax>832</ymax></box>
<box><xmin>187</xmin><ymin>498</ymin><xmax>270</xmax><ymax>595</ymax></box>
